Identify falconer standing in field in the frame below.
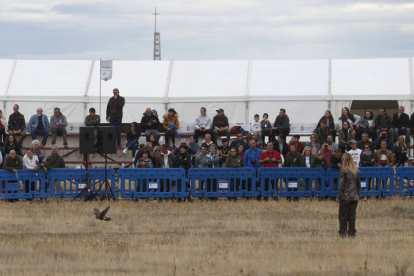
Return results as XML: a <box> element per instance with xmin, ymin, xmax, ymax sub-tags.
<box><xmin>336</xmin><ymin>153</ymin><xmax>361</xmax><ymax>238</ymax></box>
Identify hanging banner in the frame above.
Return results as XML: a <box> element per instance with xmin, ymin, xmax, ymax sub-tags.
<box><xmin>100</xmin><ymin>60</ymin><xmax>112</xmax><ymax>81</ymax></box>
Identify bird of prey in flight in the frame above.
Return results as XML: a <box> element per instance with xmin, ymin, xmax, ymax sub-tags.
<box><xmin>94</xmin><ymin>206</ymin><xmax>111</xmax><ymax>221</ymax></box>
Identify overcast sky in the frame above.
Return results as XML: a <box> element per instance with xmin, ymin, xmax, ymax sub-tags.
<box><xmin>1</xmin><ymin>0</ymin><xmax>414</xmax><ymax>60</ymax></box>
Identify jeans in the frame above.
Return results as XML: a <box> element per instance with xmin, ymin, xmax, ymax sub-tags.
<box><xmin>193</xmin><ymin>129</ymin><xmax>211</xmax><ymax>142</ymax></box>
<box><xmin>109</xmin><ymin>117</ymin><xmax>122</xmax><ymax>146</ymax></box>
<box><xmin>213</xmin><ymin>129</ymin><xmax>230</xmax><ymax>144</ymax></box>
<box><xmin>51</xmin><ymin>128</ymin><xmax>67</xmax><ymax>145</ymax></box>
<box><xmin>31</xmin><ymin>129</ymin><xmax>48</xmax><ymax>145</ymax></box>
<box><xmin>164</xmin><ymin>129</ymin><xmax>176</xmax><ymax>146</ymax></box>
<box><xmin>126</xmin><ymin>139</ymin><xmax>139</xmax><ymax>158</ymax></box>
<box><xmin>394</xmin><ymin>127</ymin><xmax>411</xmax><ymax>145</ymax></box>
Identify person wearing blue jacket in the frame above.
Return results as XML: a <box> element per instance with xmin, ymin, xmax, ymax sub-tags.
<box><xmin>244</xmin><ymin>140</ymin><xmax>262</xmax><ymax>170</ymax></box>
<box><xmin>28</xmin><ymin>108</ymin><xmax>49</xmax><ymax>147</ymax></box>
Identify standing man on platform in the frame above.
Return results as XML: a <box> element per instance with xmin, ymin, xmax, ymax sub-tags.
<box><xmin>8</xmin><ymin>104</ymin><xmax>27</xmax><ymax>146</ymax></box>
<box><xmin>28</xmin><ymin>108</ymin><xmax>49</xmax><ymax>148</ymax></box>
<box><xmin>106</xmin><ymin>88</ymin><xmax>125</xmax><ymax>148</ymax></box>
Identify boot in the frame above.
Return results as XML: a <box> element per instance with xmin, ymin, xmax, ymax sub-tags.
<box><xmin>338</xmin><ymin>219</ymin><xmax>347</xmax><ymax>238</ymax></box>
<box><xmin>348</xmin><ymin>219</ymin><xmax>357</xmax><ymax>237</ymax></box>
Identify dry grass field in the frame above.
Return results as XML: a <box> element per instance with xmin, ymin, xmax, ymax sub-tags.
<box><xmin>0</xmin><ymin>198</ymin><xmax>413</xmax><ymax>276</ymax></box>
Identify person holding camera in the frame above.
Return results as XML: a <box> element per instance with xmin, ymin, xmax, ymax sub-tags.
<box><xmin>321</xmin><ymin>142</ymin><xmax>334</xmax><ymax>167</ymax></box>
<box><xmin>244</xmin><ymin>140</ymin><xmax>262</xmax><ymax>170</ymax></box>
<box><xmin>259</xmin><ymin>141</ymin><xmax>282</xmax><ymax>168</ymax></box>
<box><xmin>374</xmin><ymin>131</ymin><xmax>395</xmax><ymax>153</ymax></box>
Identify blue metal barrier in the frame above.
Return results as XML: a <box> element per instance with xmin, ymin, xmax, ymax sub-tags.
<box><xmin>257</xmin><ymin>167</ymin><xmax>327</xmax><ymax>198</ymax></box>
<box><xmin>0</xmin><ymin>170</ymin><xmax>47</xmax><ymax>200</ymax></box>
<box><xmin>118</xmin><ymin>168</ymin><xmax>189</xmax><ymax>199</ymax></box>
<box><xmin>328</xmin><ymin>167</ymin><xmax>396</xmax><ymax>197</ymax></box>
<box><xmin>397</xmin><ymin>167</ymin><xmax>414</xmax><ymax>196</ymax></box>
<box><xmin>188</xmin><ymin>168</ymin><xmax>258</xmax><ymax>198</ymax></box>
<box><xmin>47</xmin><ymin>167</ymin><xmax>117</xmax><ymax>198</ymax></box>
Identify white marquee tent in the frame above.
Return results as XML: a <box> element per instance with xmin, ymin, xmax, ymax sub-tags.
<box><xmin>0</xmin><ymin>58</ymin><xmax>413</xmax><ymax>134</ymax></box>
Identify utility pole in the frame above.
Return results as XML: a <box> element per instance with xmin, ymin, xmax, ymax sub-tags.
<box><xmin>152</xmin><ymin>7</ymin><xmax>161</xmax><ymax>60</ymax></box>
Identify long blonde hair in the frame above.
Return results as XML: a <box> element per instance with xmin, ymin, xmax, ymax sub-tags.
<box><xmin>342</xmin><ymin>153</ymin><xmax>359</xmax><ymax>176</ymax></box>
<box><xmin>394</xmin><ymin>135</ymin><xmax>407</xmax><ymax>148</ymax></box>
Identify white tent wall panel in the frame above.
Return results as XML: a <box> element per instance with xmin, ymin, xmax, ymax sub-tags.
<box><xmin>88</xmin><ymin>60</ymin><xmax>170</xmax><ymax>98</ymax></box>
<box><xmin>168</xmin><ymin>61</ymin><xmax>249</xmax><ymax>98</ymax></box>
<box><xmin>0</xmin><ymin>60</ymin><xmax>14</xmax><ymax>98</ymax></box>
<box><xmin>8</xmin><ymin>60</ymin><xmax>91</xmax><ymax>96</ymax></box>
<box><xmin>331</xmin><ymin>58</ymin><xmax>411</xmax><ymax>97</ymax></box>
<box><xmin>249</xmin><ymin>60</ymin><xmax>329</xmax><ymax>97</ymax></box>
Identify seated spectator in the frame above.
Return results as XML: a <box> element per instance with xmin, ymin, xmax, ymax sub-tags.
<box><xmin>153</xmin><ymin>145</ymin><xmax>161</xmax><ymax>161</ymax></box>
<box><xmin>321</xmin><ymin>142</ymin><xmax>334</xmax><ymax>167</ymax></box>
<box><xmin>225</xmin><ymin>147</ymin><xmax>244</xmax><ymax>168</ymax></box>
<box><xmin>244</xmin><ymin>140</ymin><xmax>262</xmax><ymax>170</ymax></box>
<box><xmin>219</xmin><ymin>138</ymin><xmax>230</xmax><ymax>165</ymax></box>
<box><xmin>375</xmin><ymin>107</ymin><xmax>393</xmax><ymax>143</ymax></box>
<box><xmin>4</xmin><ymin>135</ymin><xmax>21</xmax><ymax>156</ymax></box>
<box><xmin>338</xmin><ymin>121</ymin><xmax>354</xmax><ymax>152</ymax></box>
<box><xmin>206</xmin><ymin>144</ymin><xmax>220</xmax><ymax>168</ymax></box>
<box><xmin>317</xmin><ymin>110</ymin><xmax>336</xmax><ymax>138</ymax></box>
<box><xmin>193</xmin><ymin>107</ymin><xmax>212</xmax><ymax>142</ymax></box>
<box><xmin>85</xmin><ymin>107</ymin><xmax>101</xmax><ymax>127</ymax></box>
<box><xmin>394</xmin><ymin>135</ymin><xmax>408</xmax><ymax>167</ymax></box>
<box><xmin>330</xmin><ymin>149</ymin><xmax>343</xmax><ymax>169</ymax></box>
<box><xmin>360</xmin><ymin>143</ymin><xmax>375</xmax><ymax>167</ymax></box>
<box><xmin>288</xmin><ymin>135</ymin><xmax>304</xmax><ymax>154</ymax></box>
<box><xmin>195</xmin><ymin>145</ymin><xmax>208</xmax><ymax>168</ymax></box>
<box><xmin>230</xmin><ymin>133</ymin><xmax>249</xmax><ymax>150</ymax></box>
<box><xmin>3</xmin><ymin>149</ymin><xmax>23</xmax><ymax>173</ymax></box>
<box><xmin>0</xmin><ymin>109</ymin><xmax>7</xmax><ymax>145</ymax></box>
<box><xmin>136</xmin><ymin>149</ymin><xmax>153</xmax><ymax>168</ymax></box>
<box><xmin>393</xmin><ymin>106</ymin><xmax>410</xmax><ymax>144</ymax></box>
<box><xmin>261</xmin><ymin>113</ymin><xmax>272</xmax><ymax>144</ymax></box>
<box><xmin>8</xmin><ymin>104</ymin><xmax>27</xmax><ymax>146</ymax></box>
<box><xmin>188</xmin><ymin>135</ymin><xmax>200</xmax><ymax>155</ymax></box>
<box><xmin>347</xmin><ymin>140</ymin><xmax>362</xmax><ymax>167</ymax></box>
<box><xmin>172</xmin><ymin>140</ymin><xmax>195</xmax><ymax>156</ymax></box>
<box><xmin>357</xmin><ymin>132</ymin><xmax>375</xmax><ymax>152</ymax></box>
<box><xmin>134</xmin><ymin>143</ymin><xmax>155</xmax><ymax>166</ymax></box>
<box><xmin>273</xmin><ymin>134</ymin><xmax>288</xmax><ymax>157</ymax></box>
<box><xmin>338</xmin><ymin>107</ymin><xmax>361</xmax><ymax>130</ymax></box>
<box><xmin>271</xmin><ymin>109</ymin><xmax>290</xmax><ymax>142</ymax></box>
<box><xmin>284</xmin><ymin>144</ymin><xmax>305</xmax><ymax>167</ymax></box>
<box><xmin>212</xmin><ymin>108</ymin><xmax>230</xmax><ymax>144</ymax></box>
<box><xmin>326</xmin><ymin>135</ymin><xmax>338</xmax><ymax>151</ymax></box>
<box><xmin>149</xmin><ymin>133</ymin><xmax>160</xmax><ymax>148</ymax></box>
<box><xmin>123</xmin><ymin>122</ymin><xmax>140</xmax><ymax>158</ymax></box>
<box><xmin>31</xmin><ymin>139</ymin><xmax>44</xmax><ymax>163</ymax></box>
<box><xmin>374</xmin><ymin>140</ymin><xmax>395</xmax><ymax>167</ymax></box>
<box><xmin>173</xmin><ymin>145</ymin><xmax>192</xmax><ymax>171</ymax></box>
<box><xmin>140</xmin><ymin>108</ymin><xmax>161</xmax><ymax>142</ymax></box>
<box><xmin>306</xmin><ymin>134</ymin><xmax>321</xmax><ymax>156</ymax></box>
<box><xmin>357</xmin><ymin>110</ymin><xmax>375</xmax><ymax>140</ymax></box>
<box><xmin>237</xmin><ymin>144</ymin><xmax>246</xmax><ymax>162</ymax></box>
<box><xmin>259</xmin><ymin>141</ymin><xmax>282</xmax><ymax>167</ymax></box>
<box><xmin>155</xmin><ymin>144</ymin><xmax>174</xmax><ymax>168</ymax></box>
<box><xmin>163</xmin><ymin>108</ymin><xmax>180</xmax><ymax>147</ymax></box>
<box><xmin>201</xmin><ymin>133</ymin><xmax>214</xmax><ymax>148</ymax></box>
<box><xmin>314</xmin><ymin>120</ymin><xmax>329</xmax><ymax>144</ymax></box>
<box><xmin>44</xmin><ymin>145</ymin><xmax>65</xmax><ymax>170</ymax></box>
<box><xmin>302</xmin><ymin>146</ymin><xmax>315</xmax><ymax>168</ymax></box>
<box><xmin>410</xmin><ymin>111</ymin><xmax>414</xmax><ymax>138</ymax></box>
<box><xmin>374</xmin><ymin>131</ymin><xmax>394</xmax><ymax>153</ymax></box>
<box><xmin>23</xmin><ymin>148</ymin><xmax>46</xmax><ymax>198</ymax></box>
<box><xmin>311</xmin><ymin>150</ymin><xmax>328</xmax><ymax>170</ymax></box>
<box><xmin>28</xmin><ymin>107</ymin><xmax>49</xmax><ymax>148</ymax></box>
<box><xmin>250</xmin><ymin>114</ymin><xmax>262</xmax><ymax>146</ymax></box>
<box><xmin>49</xmin><ymin>107</ymin><xmax>68</xmax><ymax>148</ymax></box>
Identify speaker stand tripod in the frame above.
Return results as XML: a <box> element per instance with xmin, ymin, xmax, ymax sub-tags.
<box><xmin>72</xmin><ymin>154</ymin><xmax>96</xmax><ymax>202</ymax></box>
<box><xmin>93</xmin><ymin>153</ymin><xmax>116</xmax><ymax>201</ymax></box>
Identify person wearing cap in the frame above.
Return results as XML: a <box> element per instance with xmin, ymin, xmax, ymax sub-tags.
<box><xmin>287</xmin><ymin>135</ymin><xmax>304</xmax><ymax>154</ymax></box>
<box><xmin>28</xmin><ymin>107</ymin><xmax>49</xmax><ymax>148</ymax></box>
<box><xmin>212</xmin><ymin>108</ymin><xmax>230</xmax><ymax>144</ymax></box>
<box><xmin>106</xmin><ymin>88</ymin><xmax>125</xmax><ymax>147</ymax></box>
<box><xmin>311</xmin><ymin>150</ymin><xmax>328</xmax><ymax>170</ymax></box>
<box><xmin>49</xmin><ymin>107</ymin><xmax>68</xmax><ymax>148</ymax></box>
<box><xmin>271</xmin><ymin>108</ymin><xmax>290</xmax><ymax>142</ymax></box>
<box><xmin>163</xmin><ymin>108</ymin><xmax>180</xmax><ymax>148</ymax></box>
<box><xmin>141</xmin><ymin>108</ymin><xmax>161</xmax><ymax>142</ymax></box>
<box><xmin>347</xmin><ymin>140</ymin><xmax>362</xmax><ymax>167</ymax></box>
<box><xmin>193</xmin><ymin>107</ymin><xmax>212</xmax><ymax>142</ymax></box>
<box><xmin>85</xmin><ymin>107</ymin><xmax>101</xmax><ymax>127</ymax></box>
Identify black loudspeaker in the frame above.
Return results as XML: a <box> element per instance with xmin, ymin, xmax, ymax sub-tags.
<box><xmin>79</xmin><ymin>127</ymin><xmax>95</xmax><ymax>154</ymax></box>
<box><xmin>97</xmin><ymin>126</ymin><xmax>117</xmax><ymax>154</ymax></box>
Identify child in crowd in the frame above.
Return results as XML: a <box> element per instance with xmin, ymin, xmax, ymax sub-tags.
<box><xmin>250</xmin><ymin>114</ymin><xmax>262</xmax><ymax>147</ymax></box>
<box><xmin>219</xmin><ymin>138</ymin><xmax>230</xmax><ymax>166</ymax></box>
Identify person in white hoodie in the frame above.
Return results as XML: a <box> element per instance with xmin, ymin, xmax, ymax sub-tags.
<box><xmin>23</xmin><ymin>149</ymin><xmax>47</xmax><ymax>198</ymax></box>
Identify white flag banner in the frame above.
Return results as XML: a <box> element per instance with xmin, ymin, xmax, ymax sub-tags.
<box><xmin>100</xmin><ymin>60</ymin><xmax>112</xmax><ymax>81</ymax></box>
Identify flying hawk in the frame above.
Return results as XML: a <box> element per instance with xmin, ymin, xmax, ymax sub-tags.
<box><xmin>94</xmin><ymin>206</ymin><xmax>111</xmax><ymax>221</ymax></box>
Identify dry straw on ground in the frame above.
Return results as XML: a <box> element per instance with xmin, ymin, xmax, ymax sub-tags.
<box><xmin>0</xmin><ymin>198</ymin><xmax>413</xmax><ymax>275</ymax></box>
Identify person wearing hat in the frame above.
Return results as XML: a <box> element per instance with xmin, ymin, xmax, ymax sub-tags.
<box><xmin>311</xmin><ymin>150</ymin><xmax>328</xmax><ymax>170</ymax></box>
<box><xmin>212</xmin><ymin>108</ymin><xmax>230</xmax><ymax>144</ymax></box>
<box><xmin>287</xmin><ymin>135</ymin><xmax>304</xmax><ymax>154</ymax></box>
<box><xmin>163</xmin><ymin>108</ymin><xmax>180</xmax><ymax>148</ymax></box>
<box><xmin>106</xmin><ymin>88</ymin><xmax>125</xmax><ymax>147</ymax></box>
<box><xmin>347</xmin><ymin>140</ymin><xmax>362</xmax><ymax>167</ymax></box>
